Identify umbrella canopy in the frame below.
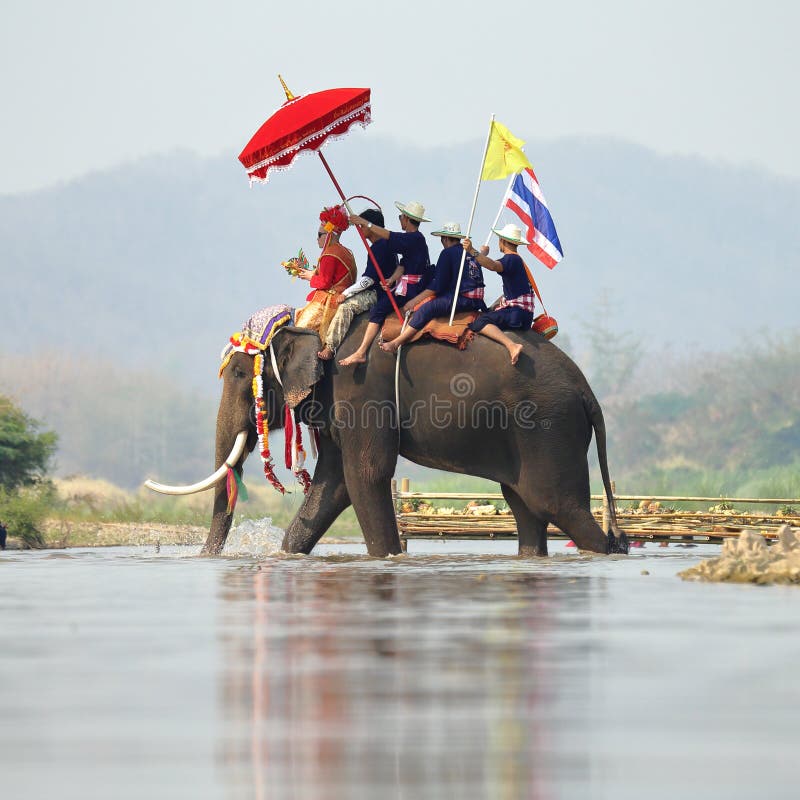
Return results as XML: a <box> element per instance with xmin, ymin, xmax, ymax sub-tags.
<box><xmin>236</xmin><ymin>78</ymin><xmax>401</xmax><ymax>321</ymax></box>
<box><xmin>239</xmin><ymin>86</ymin><xmax>371</xmax><ymax>183</ymax></box>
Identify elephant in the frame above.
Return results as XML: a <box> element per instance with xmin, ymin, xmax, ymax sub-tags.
<box><xmin>148</xmin><ymin>313</ymin><xmax>627</xmax><ymax>557</ymax></box>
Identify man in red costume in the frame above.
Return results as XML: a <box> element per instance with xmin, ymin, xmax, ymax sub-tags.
<box><xmin>294</xmin><ymin>205</ymin><xmax>357</xmax><ymax>340</ymax></box>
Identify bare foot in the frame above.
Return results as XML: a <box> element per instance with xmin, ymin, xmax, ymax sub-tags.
<box><xmin>509</xmin><ymin>342</ymin><xmax>523</xmax><ymax>365</ymax></box>
<box><xmin>317</xmin><ymin>346</ymin><xmax>334</xmax><ymax>360</ymax></box>
<box><xmin>380</xmin><ymin>339</ymin><xmax>400</xmax><ymax>354</ymax></box>
<box><xmin>338</xmin><ymin>351</ymin><xmax>366</xmax><ymax>366</ymax></box>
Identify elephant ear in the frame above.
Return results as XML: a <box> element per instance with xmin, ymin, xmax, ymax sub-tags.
<box><xmin>269</xmin><ymin>326</ymin><xmax>324</xmax><ymax>409</ymax></box>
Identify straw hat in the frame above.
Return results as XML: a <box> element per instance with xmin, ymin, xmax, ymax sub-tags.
<box><xmin>394</xmin><ymin>200</ymin><xmax>430</xmax><ymax>222</ymax></box>
<box><xmin>492</xmin><ymin>223</ymin><xmax>530</xmax><ymax>245</ymax></box>
<box><xmin>431</xmin><ymin>222</ymin><xmax>465</xmax><ymax>239</ymax></box>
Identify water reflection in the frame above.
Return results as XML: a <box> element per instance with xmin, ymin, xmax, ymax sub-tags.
<box><xmin>217</xmin><ymin>560</ymin><xmax>597</xmax><ymax>798</ymax></box>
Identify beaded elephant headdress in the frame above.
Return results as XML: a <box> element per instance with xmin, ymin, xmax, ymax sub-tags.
<box><xmin>219</xmin><ymin>304</ymin><xmax>313</xmax><ymax>506</ymax></box>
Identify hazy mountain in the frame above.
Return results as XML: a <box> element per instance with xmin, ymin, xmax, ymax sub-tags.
<box><xmin>1</xmin><ymin>136</ymin><xmax>798</xmax><ymax>489</ymax></box>
<box><xmin>2</xmin><ymin>135</ymin><xmax>797</xmax><ymax>398</ymax></box>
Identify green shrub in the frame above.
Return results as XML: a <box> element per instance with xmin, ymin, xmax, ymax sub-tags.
<box><xmin>0</xmin><ymin>396</ymin><xmax>57</xmax><ymax>491</ymax></box>
<box><xmin>0</xmin><ymin>483</ymin><xmax>56</xmax><ymax>548</ymax></box>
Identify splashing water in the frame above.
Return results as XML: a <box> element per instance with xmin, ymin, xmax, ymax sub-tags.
<box><xmin>223</xmin><ymin>517</ymin><xmax>285</xmax><ymax>556</ymax></box>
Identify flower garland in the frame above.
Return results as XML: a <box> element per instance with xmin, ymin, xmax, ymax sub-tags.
<box><xmin>251</xmin><ymin>352</ymin><xmax>287</xmax><ymax>494</ymax></box>
<box><xmin>220</xmin><ymin>307</ymin><xmax>318</xmax><ymax>510</ymax></box>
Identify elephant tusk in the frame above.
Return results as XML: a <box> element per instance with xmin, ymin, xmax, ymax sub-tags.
<box><xmin>144</xmin><ymin>431</ymin><xmax>248</xmax><ymax>495</ymax></box>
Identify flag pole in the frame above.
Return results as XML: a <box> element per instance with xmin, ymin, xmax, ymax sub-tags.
<box><xmin>484</xmin><ymin>173</ymin><xmax>516</xmax><ymax>248</ymax></box>
<box><xmin>449</xmin><ymin>114</ymin><xmax>495</xmax><ymax>326</ymax></box>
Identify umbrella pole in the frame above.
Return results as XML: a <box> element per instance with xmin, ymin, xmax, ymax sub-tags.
<box><xmin>317</xmin><ymin>151</ymin><xmax>404</xmax><ymax>322</ymax></box>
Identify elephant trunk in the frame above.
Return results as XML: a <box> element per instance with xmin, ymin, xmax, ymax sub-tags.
<box><xmin>204</xmin><ymin>478</ymin><xmax>236</xmax><ymax>555</ymax></box>
<box><xmin>202</xmin><ymin>414</ymin><xmax>254</xmax><ymax>555</ymax></box>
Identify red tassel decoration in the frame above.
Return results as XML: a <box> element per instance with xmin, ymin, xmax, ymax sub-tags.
<box><xmin>296</xmin><ymin>468</ymin><xmax>312</xmax><ymax>494</ymax></box>
<box><xmin>295</xmin><ymin>418</ymin><xmax>304</xmax><ymax>456</ymax></box>
<box><xmin>226</xmin><ymin>466</ymin><xmax>238</xmax><ymax>514</ymax></box>
<box><xmin>284</xmin><ymin>404</ymin><xmax>294</xmax><ymax>469</ymax></box>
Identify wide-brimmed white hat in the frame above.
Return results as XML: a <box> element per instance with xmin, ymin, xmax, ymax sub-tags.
<box><xmin>492</xmin><ymin>223</ymin><xmax>530</xmax><ymax>246</ymax></box>
<box><xmin>394</xmin><ymin>200</ymin><xmax>430</xmax><ymax>222</ymax></box>
<box><xmin>431</xmin><ymin>222</ymin><xmax>465</xmax><ymax>239</ymax></box>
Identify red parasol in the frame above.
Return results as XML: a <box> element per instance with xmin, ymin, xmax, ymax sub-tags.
<box><xmin>238</xmin><ymin>77</ymin><xmax>403</xmax><ymax>321</ymax></box>
<box><xmin>239</xmin><ymin>81</ymin><xmax>371</xmax><ymax>183</ymax></box>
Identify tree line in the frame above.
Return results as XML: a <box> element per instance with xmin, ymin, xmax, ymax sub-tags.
<box><xmin>1</xmin><ymin>327</ymin><xmax>798</xmax><ymax>533</ymax></box>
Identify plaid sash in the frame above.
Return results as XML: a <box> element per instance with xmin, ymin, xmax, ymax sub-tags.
<box><xmin>497</xmin><ymin>292</ymin><xmax>536</xmax><ymax>312</ymax></box>
<box><xmin>395</xmin><ymin>274</ymin><xmax>422</xmax><ymax>296</ymax></box>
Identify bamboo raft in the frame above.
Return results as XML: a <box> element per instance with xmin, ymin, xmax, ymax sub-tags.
<box><xmin>391</xmin><ymin>479</ymin><xmax>800</xmax><ymax>547</ymax></box>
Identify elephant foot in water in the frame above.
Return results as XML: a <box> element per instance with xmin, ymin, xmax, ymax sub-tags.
<box><xmin>607</xmin><ymin>529</ymin><xmax>629</xmax><ymax>554</ymax></box>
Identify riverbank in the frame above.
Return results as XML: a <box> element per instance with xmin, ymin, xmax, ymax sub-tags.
<box><xmin>2</xmin><ymin>518</ymin><xmax>360</xmax><ymax>550</ymax></box>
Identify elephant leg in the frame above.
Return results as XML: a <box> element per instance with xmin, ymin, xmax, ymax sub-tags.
<box><xmin>281</xmin><ymin>437</ymin><xmax>351</xmax><ymax>554</ymax></box>
<box><xmin>341</xmin><ymin>442</ymin><xmax>402</xmax><ymax>557</ymax></box>
<box><xmin>553</xmin><ymin>507</ymin><xmax>613</xmax><ymax>555</ymax></box>
<box><xmin>502</xmin><ymin>484</ymin><xmax>549</xmax><ymax>557</ymax></box>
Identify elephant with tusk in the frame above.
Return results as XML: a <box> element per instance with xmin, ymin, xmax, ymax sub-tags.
<box><xmin>147</xmin><ymin>307</ymin><xmax>628</xmax><ymax>558</ymax></box>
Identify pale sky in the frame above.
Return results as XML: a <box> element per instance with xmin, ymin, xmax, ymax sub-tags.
<box><xmin>0</xmin><ymin>0</ymin><xmax>797</xmax><ymax>194</ymax></box>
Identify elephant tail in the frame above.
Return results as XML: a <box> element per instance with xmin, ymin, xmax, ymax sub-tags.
<box><xmin>583</xmin><ymin>391</ymin><xmax>626</xmax><ymax>550</ymax></box>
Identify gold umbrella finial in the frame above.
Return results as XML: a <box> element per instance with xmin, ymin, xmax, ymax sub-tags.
<box><xmin>278</xmin><ymin>75</ymin><xmax>295</xmax><ymax>101</ymax></box>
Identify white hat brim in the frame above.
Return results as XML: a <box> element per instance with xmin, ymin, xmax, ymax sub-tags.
<box><xmin>492</xmin><ymin>227</ymin><xmax>530</xmax><ymax>246</ymax></box>
<box><xmin>394</xmin><ymin>200</ymin><xmax>431</xmax><ymax>222</ymax></box>
<box><xmin>431</xmin><ymin>230</ymin><xmax>465</xmax><ymax>239</ymax></box>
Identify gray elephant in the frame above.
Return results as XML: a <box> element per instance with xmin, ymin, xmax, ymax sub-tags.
<box><xmin>148</xmin><ymin>312</ymin><xmax>627</xmax><ymax>557</ymax></box>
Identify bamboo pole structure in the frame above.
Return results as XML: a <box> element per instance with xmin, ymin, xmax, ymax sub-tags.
<box><xmin>392</xmin><ymin>478</ymin><xmax>799</xmax><ymax>546</ymax></box>
<box><xmin>396</xmin><ymin>491</ymin><xmax>800</xmax><ymax>505</ymax></box>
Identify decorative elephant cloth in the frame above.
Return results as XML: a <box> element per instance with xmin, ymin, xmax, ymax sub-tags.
<box><xmin>219</xmin><ymin>304</ymin><xmax>294</xmax><ymax>375</ymax></box>
<box><xmin>218</xmin><ymin>304</ymin><xmax>312</xmax><ymax>498</ymax></box>
<box><xmin>381</xmin><ymin>304</ymin><xmax>480</xmax><ymax>350</ymax></box>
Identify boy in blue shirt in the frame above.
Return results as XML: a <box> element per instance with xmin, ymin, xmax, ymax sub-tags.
<box><xmin>339</xmin><ymin>200</ymin><xmax>431</xmax><ymax>366</ymax></box>
<box><xmin>380</xmin><ymin>222</ymin><xmax>485</xmax><ymax>354</ymax></box>
<box><xmin>462</xmin><ymin>224</ymin><xmax>536</xmax><ymax>365</ymax></box>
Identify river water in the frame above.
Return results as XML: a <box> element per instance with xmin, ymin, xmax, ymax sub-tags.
<box><xmin>2</xmin><ymin>521</ymin><xmax>798</xmax><ymax>799</ymax></box>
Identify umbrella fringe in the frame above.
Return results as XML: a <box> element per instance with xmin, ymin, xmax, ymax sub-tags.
<box><xmin>245</xmin><ymin>105</ymin><xmax>372</xmax><ymax>182</ymax></box>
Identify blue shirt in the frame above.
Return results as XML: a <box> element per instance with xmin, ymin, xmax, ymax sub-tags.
<box><xmin>430</xmin><ymin>243</ymin><xmax>484</xmax><ymax>296</ymax></box>
<box><xmin>387</xmin><ymin>230</ymin><xmax>431</xmax><ymax>277</ymax></box>
<box><xmin>499</xmin><ymin>253</ymin><xmax>533</xmax><ymax>300</ymax></box>
<box><xmin>364</xmin><ymin>238</ymin><xmax>398</xmax><ymax>283</ymax></box>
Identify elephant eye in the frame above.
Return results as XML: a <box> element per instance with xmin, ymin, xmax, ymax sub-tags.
<box><xmin>233</xmin><ymin>367</ymin><xmax>247</xmax><ymax>379</ymax></box>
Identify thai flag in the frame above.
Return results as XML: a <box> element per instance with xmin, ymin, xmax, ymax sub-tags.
<box><xmin>505</xmin><ymin>168</ymin><xmax>564</xmax><ymax>269</ymax></box>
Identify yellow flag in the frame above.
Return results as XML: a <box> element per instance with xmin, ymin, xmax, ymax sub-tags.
<box><xmin>480</xmin><ymin>120</ymin><xmax>533</xmax><ymax>180</ymax></box>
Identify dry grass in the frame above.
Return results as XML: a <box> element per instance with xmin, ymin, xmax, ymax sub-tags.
<box><xmin>42</xmin><ymin>474</ymin><xmax>362</xmax><ymax>546</ymax></box>
<box><xmin>54</xmin><ymin>476</ymin><xmax>130</xmax><ymax>509</ymax></box>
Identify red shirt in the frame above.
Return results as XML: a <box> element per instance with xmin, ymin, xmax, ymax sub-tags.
<box><xmin>306</xmin><ymin>243</ymin><xmax>356</xmax><ymax>300</ymax></box>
